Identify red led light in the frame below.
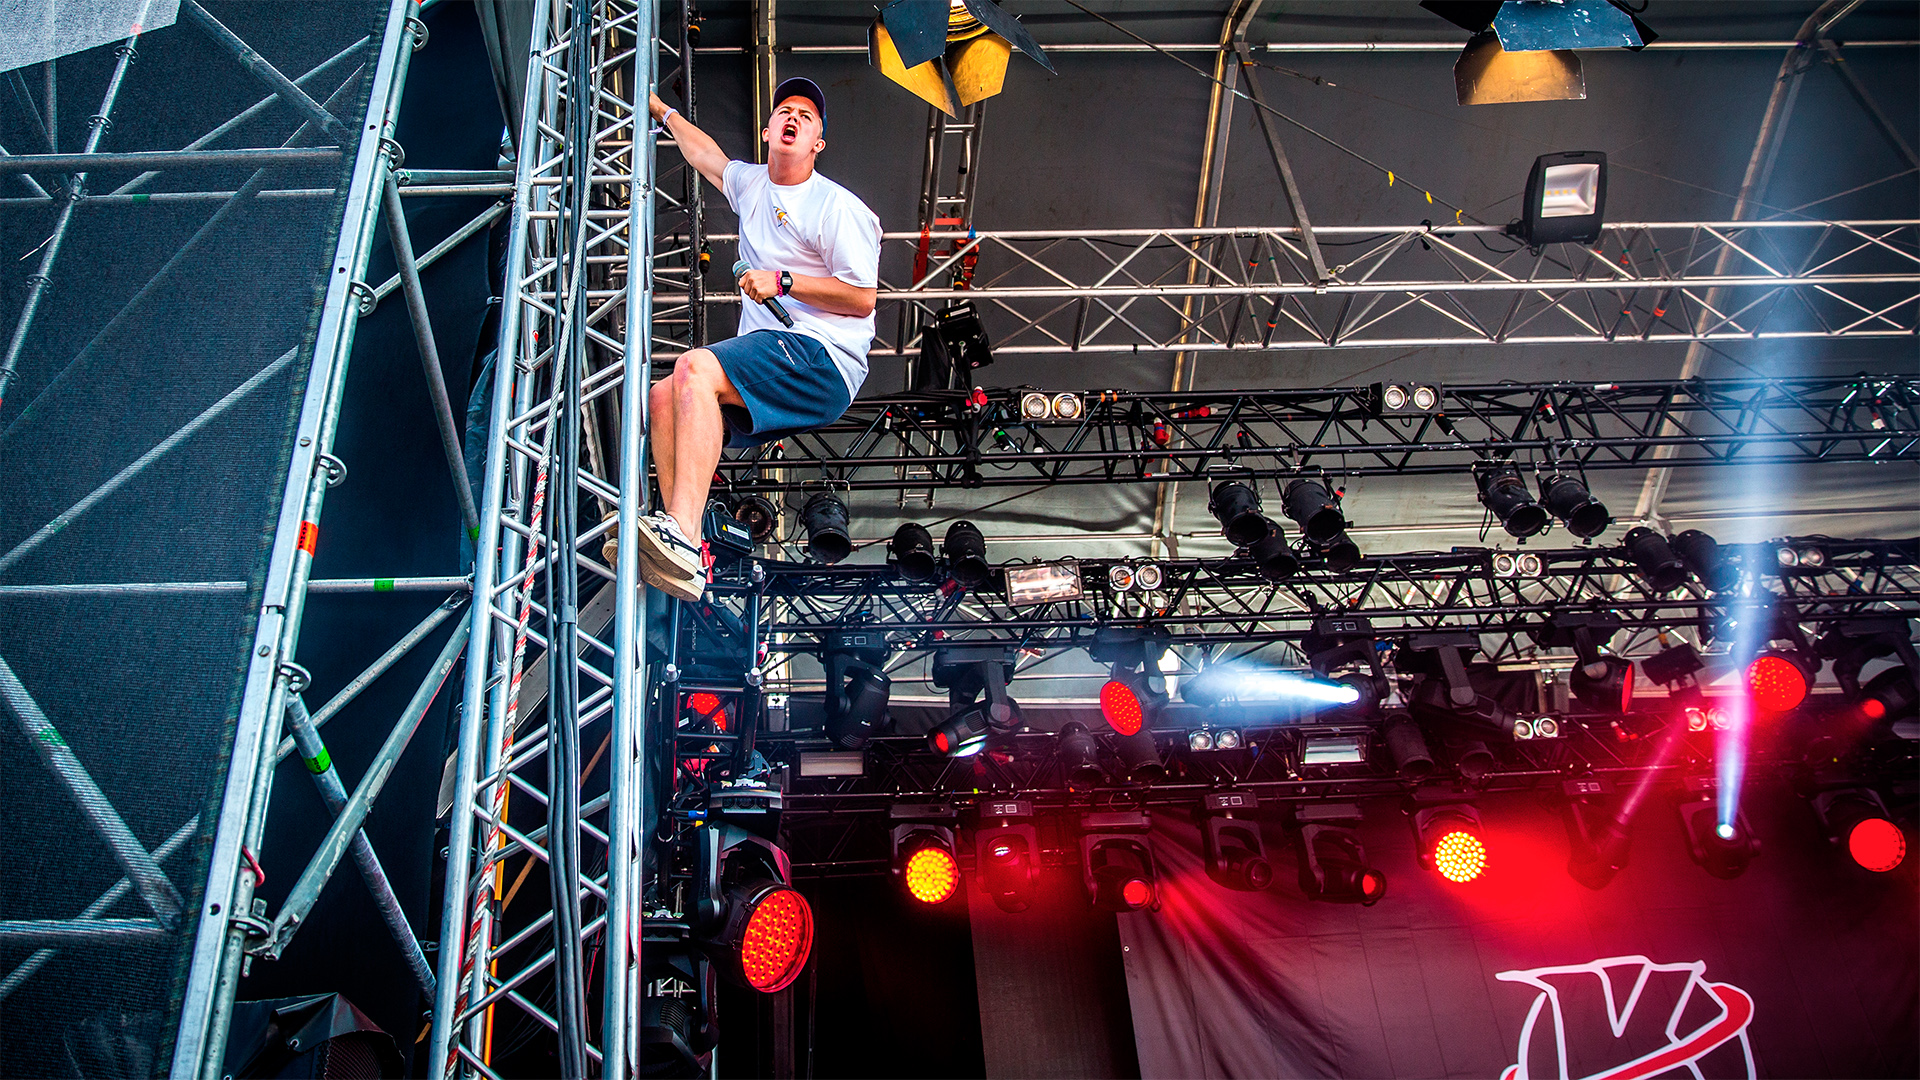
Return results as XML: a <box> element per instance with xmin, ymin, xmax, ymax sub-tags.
<box><xmin>1848</xmin><ymin>817</ymin><xmax>1906</xmax><ymax>873</ymax></box>
<box><xmin>1431</xmin><ymin>830</ymin><xmax>1487</xmax><ymax>884</ymax></box>
<box><xmin>1861</xmin><ymin>698</ymin><xmax>1888</xmax><ymax>721</ymax></box>
<box><xmin>687</xmin><ymin>691</ymin><xmax>723</xmax><ymax>717</ymax></box>
<box><xmin>1360</xmin><ymin>871</ymin><xmax>1386</xmax><ymax>902</ymax></box>
<box><xmin>1120</xmin><ymin>878</ymin><xmax>1152</xmax><ymax>908</ymax></box>
<box><xmin>1745</xmin><ymin>654</ymin><xmax>1809</xmax><ymax>713</ymax></box>
<box><xmin>1101</xmin><ymin>680</ymin><xmax>1144</xmax><ymax>735</ymax></box>
<box><xmin>903</xmin><ymin>846</ymin><xmax>960</xmax><ymax>904</ymax></box>
<box><xmin>739</xmin><ymin>887</ymin><xmax>812</xmax><ymax>992</ymax></box>
<box><xmin>1616</xmin><ymin>661</ymin><xmax>1635</xmax><ymax>715</ymax></box>
<box><xmin>933</xmin><ymin>731</ymin><xmax>951</xmax><ymax>753</ymax></box>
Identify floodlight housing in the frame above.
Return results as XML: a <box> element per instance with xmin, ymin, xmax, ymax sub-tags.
<box><xmin>1517</xmin><ymin>152</ymin><xmax>1608</xmax><ymax>246</ymax></box>
<box><xmin>869</xmin><ymin>0</ymin><xmax>1054</xmax><ymax>117</ymax></box>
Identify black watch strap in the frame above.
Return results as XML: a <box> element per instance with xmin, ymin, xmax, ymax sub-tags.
<box><xmin>779</xmin><ymin>270</ymin><xmax>793</xmax><ymax>297</ymax></box>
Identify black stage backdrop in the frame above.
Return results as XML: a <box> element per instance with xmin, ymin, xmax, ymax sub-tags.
<box><xmin>1118</xmin><ymin>785</ymin><xmax>1917</xmax><ymax>1080</ymax></box>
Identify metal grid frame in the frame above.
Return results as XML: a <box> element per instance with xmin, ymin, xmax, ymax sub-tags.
<box><xmin>428</xmin><ymin>0</ymin><xmax>658</xmax><ymax>1075</ymax></box>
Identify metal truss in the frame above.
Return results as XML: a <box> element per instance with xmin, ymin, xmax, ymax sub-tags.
<box><xmin>654</xmin><ymin>219</ymin><xmax>1920</xmax><ymax>359</ymax></box>
<box><xmin>430</xmin><ymin>0</ymin><xmax>657</xmax><ymax>1077</ymax></box>
<box><xmin>749</xmin><ymin>537</ymin><xmax>1920</xmax><ymax>654</ymax></box>
<box><xmin>701</xmin><ymin>374</ymin><xmax>1920</xmax><ymax>492</ymax></box>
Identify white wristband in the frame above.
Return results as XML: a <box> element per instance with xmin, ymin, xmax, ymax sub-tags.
<box><xmin>659</xmin><ymin>107</ymin><xmax>679</xmax><ymax>128</ymax></box>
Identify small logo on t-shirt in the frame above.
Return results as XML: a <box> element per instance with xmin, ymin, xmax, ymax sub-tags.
<box><xmin>773</xmin><ymin>206</ymin><xmax>796</xmax><ymax>233</ymax></box>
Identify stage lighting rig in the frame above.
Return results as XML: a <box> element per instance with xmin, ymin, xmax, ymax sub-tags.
<box><xmin>1515</xmin><ymin>151</ymin><xmax>1609</xmax><ymax>247</ymax></box>
<box><xmin>1209</xmin><ymin>480</ymin><xmax>1273</xmax><ymax>548</ymax></box>
<box><xmin>1410</xmin><ymin>799</ymin><xmax>1489</xmax><ymax>884</ymax></box>
<box><xmin>976</xmin><ymin>798</ymin><xmax>1039</xmax><ymax>913</ymax></box>
<box><xmin>944</xmin><ymin>520</ymin><xmax>991</xmax><ymax>587</ymax></box>
<box><xmin>1491</xmin><ymin>550</ymin><xmax>1545</xmax><ymax>578</ymax></box>
<box><xmin>1622</xmin><ymin>527</ymin><xmax>1688</xmax><ymax>594</ymax></box>
<box><xmin>1561</xmin><ymin>775</ymin><xmax>1630</xmax><ymax>891</ymax></box>
<box><xmin>890</xmin><ymin>522</ymin><xmax>938</xmax><ymax>581</ymax></box>
<box><xmin>1809</xmin><ymin>788</ymin><xmax>1907</xmax><ymax>873</ymax></box>
<box><xmin>1080</xmin><ymin>811</ymin><xmax>1158</xmax><ymax>912</ymax></box>
<box><xmin>1746</xmin><ymin>650</ymin><xmax>1813</xmax><ymax>714</ymax></box>
<box><xmin>1536</xmin><ymin>612</ymin><xmax>1634</xmax><ymax>714</ymax></box>
<box><xmin>1475</xmin><ymin>460</ymin><xmax>1549</xmax><ymax>539</ymax></box>
<box><xmin>1817</xmin><ymin>617</ymin><xmax>1920</xmax><ymax>721</ymax></box>
<box><xmin>1202</xmin><ymin>791</ymin><xmax>1272</xmax><ymax>892</ymax></box>
<box><xmin>1058</xmin><ymin>722</ymin><xmax>1107</xmax><ymax>788</ymax></box>
<box><xmin>1316</xmin><ymin>532</ymin><xmax>1363</xmax><ymax>573</ymax></box>
<box><xmin>1107</xmin><ymin>560</ymin><xmax>1165</xmax><ymax>594</ymax></box>
<box><xmin>1641</xmin><ymin>641</ymin><xmax>1705</xmax><ymax>690</ymax></box>
<box><xmin>1430</xmin><ymin>0</ymin><xmax>1651</xmax><ymax>106</ymax></box>
<box><xmin>870</xmin><ymin>0</ymin><xmax>1053</xmax><ymax>117</ymax></box>
<box><xmin>1005</xmin><ymin>559</ymin><xmax>1084</xmax><ymax>606</ymax></box>
<box><xmin>1283</xmin><ymin>473</ymin><xmax>1347</xmax><ymax>543</ymax></box>
<box><xmin>1536</xmin><ymin>470</ymin><xmax>1610</xmax><ymax>540</ymax></box>
<box><xmin>1677</xmin><ymin>779</ymin><xmax>1758</xmax><ymax>880</ymax></box>
<box><xmin>1384</xmin><ymin>717</ymin><xmax>1436</xmax><ymax>779</ymax></box>
<box><xmin>1774</xmin><ymin>540</ymin><xmax>1830</xmax><ymax>572</ymax></box>
<box><xmin>801</xmin><ymin>491</ymin><xmax>851</xmax><ymax>564</ymax></box>
<box><xmin>913</xmin><ymin>300</ymin><xmax>994</xmax><ymax>391</ymax></box>
<box><xmin>1018</xmin><ymin>389</ymin><xmax>1084</xmax><ymax>421</ymax></box>
<box><xmin>823</xmin><ymin>624</ymin><xmax>892</xmax><ymax>750</ymax></box>
<box><xmin>892</xmin><ymin>806</ymin><xmax>962</xmax><ymax>904</ymax></box>
<box><xmin>928</xmin><ymin>644</ymin><xmax>1019</xmax><ymax>759</ymax></box>
<box><xmin>1296</xmin><ymin>804</ymin><xmax>1386</xmax><ymax>905</ymax></box>
<box><xmin>1364</xmin><ymin>381</ymin><xmax>1441</xmax><ymax>416</ymax></box>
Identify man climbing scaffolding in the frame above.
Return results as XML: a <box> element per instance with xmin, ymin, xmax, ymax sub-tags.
<box><xmin>636</xmin><ymin>78</ymin><xmax>881</xmax><ymax>602</ymax></box>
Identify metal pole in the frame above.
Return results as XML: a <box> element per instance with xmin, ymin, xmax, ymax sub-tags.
<box><xmin>0</xmin><ymin>10</ymin><xmax>150</xmax><ymax>409</ymax></box>
<box><xmin>0</xmin><ymin>657</ymin><xmax>184</xmax><ymax>924</ymax></box>
<box><xmin>0</xmin><ymin>919</ymin><xmax>169</xmax><ymax>945</ymax></box>
<box><xmin>169</xmin><ymin>3</ymin><xmax>422</xmax><ymax>1074</ymax></box>
<box><xmin>279</xmin><ymin>696</ymin><xmax>439</xmax><ymax>997</ymax></box>
<box><xmin>0</xmin><ymin>147</ymin><xmax>341</xmax><ymax>176</ymax></box>
<box><xmin>180</xmin><ymin>0</ymin><xmax>355</xmax><ymax>143</ymax></box>
<box><xmin>382</xmin><ymin>171</ymin><xmax>483</xmax><ymax>536</ymax></box>
<box><xmin>604</xmin><ymin>3</ymin><xmax>658</xmax><ymax>1073</ymax></box>
<box><xmin>1234</xmin><ymin>42</ymin><xmax>1329</xmax><ymax>282</ymax></box>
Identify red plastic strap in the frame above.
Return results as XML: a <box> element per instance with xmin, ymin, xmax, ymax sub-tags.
<box><xmin>296</xmin><ymin>521</ymin><xmax>319</xmax><ymax>555</ymax></box>
<box><xmin>701</xmin><ymin>541</ymin><xmax>715</xmax><ymax>583</ymax></box>
<box><xmin>241</xmin><ymin>846</ymin><xmax>266</xmax><ymax>887</ymax></box>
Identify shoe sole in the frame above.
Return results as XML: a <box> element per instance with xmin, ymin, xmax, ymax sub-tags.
<box><xmin>641</xmin><ymin>557</ymin><xmax>704</xmax><ymax>602</ymax></box>
<box><xmin>633</xmin><ymin>518</ymin><xmax>704</xmax><ymax>579</ymax></box>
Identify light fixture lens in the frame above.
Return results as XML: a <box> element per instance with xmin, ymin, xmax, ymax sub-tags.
<box><xmin>1512</xmin><ymin>718</ymin><xmax>1534</xmax><ymax>740</ymax></box>
<box><xmin>1776</xmin><ymin>546</ymin><xmax>1800</xmax><ymax>569</ymax></box>
<box><xmin>686</xmin><ymin>691</ymin><xmax>723</xmax><ymax>719</ymax></box>
<box><xmin>1432</xmin><ymin>830</ymin><xmax>1487</xmax><ymax>883</ymax></box>
<box><xmin>1382</xmin><ymin>384</ymin><xmax>1409</xmax><ymax>410</ymax></box>
<box><xmin>1214</xmin><ymin>728</ymin><xmax>1242</xmax><ymax>750</ymax></box>
<box><xmin>904</xmin><ymin>845</ymin><xmax>960</xmax><ymax>903</ymax></box>
<box><xmin>1493</xmin><ymin>552</ymin><xmax>1517</xmax><ymax>577</ymax></box>
<box><xmin>1021</xmin><ymin>391</ymin><xmax>1050</xmax><ymax>419</ymax></box>
<box><xmin>1848</xmin><ymin>817</ymin><xmax>1906</xmax><ymax>873</ymax></box>
<box><xmin>1133</xmin><ymin>562</ymin><xmax>1164</xmax><ymax>591</ymax></box>
<box><xmin>1539</xmin><ymin>162</ymin><xmax>1601</xmax><ymax>218</ymax></box>
<box><xmin>739</xmin><ymin>886</ymin><xmax>813</xmax><ymax>992</ymax></box>
<box><xmin>1120</xmin><ymin>878</ymin><xmax>1152</xmax><ymax>908</ymax></box>
<box><xmin>1107</xmin><ymin>564</ymin><xmax>1134</xmax><ymax>591</ymax></box>
<box><xmin>1411</xmin><ymin>384</ymin><xmax>1439</xmax><ymax>411</ymax></box>
<box><xmin>1798</xmin><ymin>546</ymin><xmax>1827</xmax><ymax>569</ymax></box>
<box><xmin>1101</xmin><ymin>680</ymin><xmax>1144</xmax><ymax>736</ymax></box>
<box><xmin>1714</xmin><ymin>823</ymin><xmax>1737</xmax><ymax>841</ymax></box>
<box><xmin>1518</xmin><ymin>553</ymin><xmax>1544</xmax><ymax>577</ymax></box>
<box><xmin>1188</xmin><ymin>729</ymin><xmax>1214</xmax><ymax>751</ymax></box>
<box><xmin>1051</xmin><ymin>392</ymin><xmax>1083</xmax><ymax>419</ymax></box>
<box><xmin>1746</xmin><ymin>653</ymin><xmax>1809</xmax><ymax>713</ymax></box>
<box><xmin>1534</xmin><ymin>716</ymin><xmax>1559</xmax><ymax>738</ymax></box>
<box><xmin>1685</xmin><ymin>706</ymin><xmax>1709</xmax><ymax>732</ymax></box>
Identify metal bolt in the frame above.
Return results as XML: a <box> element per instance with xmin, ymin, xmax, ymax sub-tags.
<box><xmin>258</xmin><ymin>646</ymin><xmax>271</xmax><ymax>657</ymax></box>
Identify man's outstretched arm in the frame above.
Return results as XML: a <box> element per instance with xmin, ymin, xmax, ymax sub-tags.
<box><xmin>649</xmin><ymin>91</ymin><xmax>729</xmax><ymax>190</ymax></box>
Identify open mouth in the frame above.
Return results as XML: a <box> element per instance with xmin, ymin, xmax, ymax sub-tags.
<box><xmin>780</xmin><ymin>122</ymin><xmax>799</xmax><ymax>144</ymax></box>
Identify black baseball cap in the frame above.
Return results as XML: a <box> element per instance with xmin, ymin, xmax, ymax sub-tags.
<box><xmin>771</xmin><ymin>76</ymin><xmax>826</xmax><ymax>129</ymax></box>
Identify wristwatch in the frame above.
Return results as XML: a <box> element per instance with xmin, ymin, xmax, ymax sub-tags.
<box><xmin>778</xmin><ymin>271</ymin><xmax>793</xmax><ymax>297</ymax></box>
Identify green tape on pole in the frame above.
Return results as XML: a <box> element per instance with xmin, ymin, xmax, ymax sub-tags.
<box><xmin>468</xmin><ymin>527</ymin><xmax>480</xmax><ymax>540</ymax></box>
<box><xmin>373</xmin><ymin>578</ymin><xmax>394</xmax><ymax>592</ymax></box>
<box><xmin>131</xmin><ymin>193</ymin><xmax>150</xmax><ymax>203</ymax></box>
<box><xmin>304</xmin><ymin>748</ymin><xmax>331</xmax><ymax>774</ymax></box>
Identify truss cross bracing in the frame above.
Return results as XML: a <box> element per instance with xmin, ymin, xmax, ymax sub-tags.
<box><xmin>652</xmin><ymin>220</ymin><xmax>1920</xmax><ymax>358</ymax></box>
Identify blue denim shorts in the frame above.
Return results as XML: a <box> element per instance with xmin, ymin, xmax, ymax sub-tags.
<box><xmin>707</xmin><ymin>330</ymin><xmax>854</xmax><ymax>448</ymax></box>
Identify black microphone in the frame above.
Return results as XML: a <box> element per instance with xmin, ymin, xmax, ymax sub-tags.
<box><xmin>733</xmin><ymin>259</ymin><xmax>795</xmax><ymax>328</ymax></box>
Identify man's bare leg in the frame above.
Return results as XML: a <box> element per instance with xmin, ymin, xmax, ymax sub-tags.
<box><xmin>660</xmin><ymin>347</ymin><xmax>744</xmax><ymax>541</ymax></box>
<box><xmin>649</xmin><ymin>374</ymin><xmax>677</xmax><ymax>514</ymax></box>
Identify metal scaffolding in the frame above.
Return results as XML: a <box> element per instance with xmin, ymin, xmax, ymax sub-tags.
<box><xmin>429</xmin><ymin>0</ymin><xmax>657</xmax><ymax>1077</ymax></box>
<box><xmin>654</xmin><ymin>219</ymin><xmax>1920</xmax><ymax>359</ymax></box>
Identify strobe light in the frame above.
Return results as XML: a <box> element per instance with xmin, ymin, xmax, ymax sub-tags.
<box><xmin>1623</xmin><ymin>527</ymin><xmax>1688</xmax><ymax>594</ymax></box>
<box><xmin>1537</xmin><ymin>472</ymin><xmax>1610</xmax><ymax>539</ymax></box>
<box><xmin>1811</xmin><ymin>789</ymin><xmax>1907</xmax><ymax>873</ymax></box>
<box><xmin>801</xmin><ymin>491</ymin><xmax>852</xmax><ymax>564</ymax></box>
<box><xmin>1745</xmin><ymin>650</ymin><xmax>1813</xmax><ymax>714</ymax></box>
<box><xmin>1413</xmin><ymin>804</ymin><xmax>1488</xmax><ymax>884</ymax></box>
<box><xmin>893</xmin><ymin>824</ymin><xmax>962</xmax><ymax>904</ymax></box>
<box><xmin>1208</xmin><ymin>481</ymin><xmax>1271</xmax><ymax>547</ymax></box>
<box><xmin>731</xmin><ymin>494</ymin><xmax>779</xmax><ymax>543</ymax></box>
<box><xmin>1297</xmin><ymin>805</ymin><xmax>1386</xmax><ymax>905</ymax></box>
<box><xmin>943</xmin><ymin>520</ymin><xmax>990</xmax><ymax>587</ymax></box>
<box><xmin>1081</xmin><ymin>812</ymin><xmax>1157</xmax><ymax>912</ymax></box>
<box><xmin>1283</xmin><ymin>476</ymin><xmax>1346</xmax><ymax>543</ymax></box>
<box><xmin>1570</xmin><ymin>656</ymin><xmax>1635</xmax><ymax>715</ymax></box>
<box><xmin>1475</xmin><ymin>461</ymin><xmax>1549</xmax><ymax>538</ymax></box>
<box><xmin>890</xmin><ymin>522</ymin><xmax>938</xmax><ymax>581</ymax></box>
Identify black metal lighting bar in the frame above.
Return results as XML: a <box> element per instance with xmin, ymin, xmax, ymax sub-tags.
<box><xmin>716</xmin><ymin>376</ymin><xmax>1920</xmax><ymax>491</ymax></box>
<box><xmin>748</xmin><ymin>537</ymin><xmax>1920</xmax><ymax>652</ymax></box>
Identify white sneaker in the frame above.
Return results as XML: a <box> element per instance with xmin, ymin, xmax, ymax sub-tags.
<box><xmin>634</xmin><ymin>512</ymin><xmax>704</xmax><ymax>581</ymax></box>
<box><xmin>640</xmin><ymin>555</ymin><xmax>704</xmax><ymax>602</ymax></box>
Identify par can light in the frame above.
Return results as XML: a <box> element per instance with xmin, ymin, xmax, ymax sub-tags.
<box><xmin>890</xmin><ymin>522</ymin><xmax>938</xmax><ymax>581</ymax></box>
<box><xmin>800</xmin><ymin>492</ymin><xmax>851</xmax><ymax>564</ymax></box>
<box><xmin>1283</xmin><ymin>477</ymin><xmax>1346</xmax><ymax>543</ymax></box>
<box><xmin>1538</xmin><ymin>472</ymin><xmax>1610</xmax><ymax>539</ymax></box>
<box><xmin>1745</xmin><ymin>650</ymin><xmax>1812</xmax><ymax>713</ymax></box>
<box><xmin>1020</xmin><ymin>391</ymin><xmax>1050</xmax><ymax>419</ymax></box>
<box><xmin>1476</xmin><ymin>461</ymin><xmax>1549</xmax><ymax>538</ymax></box>
<box><xmin>944</xmin><ymin>520</ymin><xmax>991</xmax><ymax>587</ymax></box>
<box><xmin>1209</xmin><ymin>481</ymin><xmax>1270</xmax><ymax>547</ymax></box>
<box><xmin>731</xmin><ymin>494</ymin><xmax>779</xmax><ymax>542</ymax></box>
<box><xmin>1051</xmin><ymin>391</ymin><xmax>1083</xmax><ymax>419</ymax></box>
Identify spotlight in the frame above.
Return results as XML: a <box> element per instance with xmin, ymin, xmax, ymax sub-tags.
<box><xmin>1671</xmin><ymin>529</ymin><xmax>1738</xmax><ymax>592</ymax></box>
<box><xmin>1537</xmin><ymin>472</ymin><xmax>1610</xmax><ymax>539</ymax></box>
<box><xmin>1058</xmin><ymin>722</ymin><xmax>1106</xmax><ymax>788</ymax></box>
<box><xmin>1516</xmin><ymin>151</ymin><xmax>1608</xmax><ymax>247</ymax></box>
<box><xmin>1296</xmin><ymin>805</ymin><xmax>1386</xmax><ymax>905</ymax></box>
<box><xmin>731</xmin><ymin>494</ymin><xmax>779</xmax><ymax>543</ymax></box>
<box><xmin>869</xmin><ymin>0</ymin><xmax>1053</xmax><ymax>117</ymax></box>
<box><xmin>927</xmin><ymin>704</ymin><xmax>991</xmax><ymax>757</ymax></box>
<box><xmin>1412</xmin><ymin>804</ymin><xmax>1488</xmax><ymax>884</ymax></box>
<box><xmin>1100</xmin><ymin>664</ymin><xmax>1166</xmax><ymax>736</ymax></box>
<box><xmin>1050</xmin><ymin>392</ymin><xmax>1083</xmax><ymax>419</ymax></box>
<box><xmin>1475</xmin><ymin>461</ymin><xmax>1549</xmax><ymax>538</ymax></box>
<box><xmin>801</xmin><ymin>492</ymin><xmax>851</xmax><ymax>563</ymax></box>
<box><xmin>890</xmin><ymin>522</ymin><xmax>938</xmax><ymax>581</ymax></box>
<box><xmin>1384</xmin><ymin>716</ymin><xmax>1435</xmax><ymax>779</ymax></box>
<box><xmin>1080</xmin><ymin>812</ymin><xmax>1157</xmax><ymax>912</ymax></box>
<box><xmin>1518</xmin><ymin>552</ymin><xmax>1544</xmax><ymax>577</ymax></box>
<box><xmin>916</xmin><ymin>300</ymin><xmax>994</xmax><ymax>390</ymax></box>
<box><xmin>1132</xmin><ymin>562</ymin><xmax>1164</xmax><ymax>591</ymax></box>
<box><xmin>1110</xmin><ymin>728</ymin><xmax>1164</xmax><ymax>782</ymax></box>
<box><xmin>1623</xmin><ymin>527</ymin><xmax>1687</xmax><ymax>594</ymax></box>
<box><xmin>1366</xmin><ymin>381</ymin><xmax>1441</xmax><ymax>415</ymax></box>
<box><xmin>1455</xmin><ymin>740</ymin><xmax>1495</xmax><ymax>784</ymax></box>
<box><xmin>1209</xmin><ymin>481</ymin><xmax>1270</xmax><ymax>547</ymax></box>
<box><xmin>1020</xmin><ymin>391</ymin><xmax>1050</xmax><ymax>420</ymax></box>
<box><xmin>1570</xmin><ymin>656</ymin><xmax>1635</xmax><ymax>715</ymax></box>
<box><xmin>1250</xmin><ymin>523</ymin><xmax>1300</xmax><ymax>581</ymax></box>
<box><xmin>1412</xmin><ymin>384</ymin><xmax>1440</xmax><ymax>411</ymax></box>
<box><xmin>1678</xmin><ymin>796</ymin><xmax>1757</xmax><ymax>880</ymax></box>
<box><xmin>975</xmin><ymin>801</ymin><xmax>1039</xmax><ymax>913</ymax></box>
<box><xmin>824</xmin><ymin>626</ymin><xmax>892</xmax><ymax>749</ymax></box>
<box><xmin>1860</xmin><ymin>667</ymin><xmax>1918</xmax><ymax>722</ymax></box>
<box><xmin>1107</xmin><ymin>563</ymin><xmax>1135</xmax><ymax>592</ymax></box>
<box><xmin>1203</xmin><ymin>792</ymin><xmax>1272</xmax><ymax>891</ymax></box>
<box><xmin>1493</xmin><ymin>551</ymin><xmax>1517</xmax><ymax>577</ymax></box>
<box><xmin>1776</xmin><ymin>541</ymin><xmax>1829</xmax><ymax>572</ymax></box>
<box><xmin>1811</xmin><ymin>789</ymin><xmax>1907</xmax><ymax>873</ymax></box>
<box><xmin>1641</xmin><ymin>641</ymin><xmax>1704</xmax><ymax>688</ymax></box>
<box><xmin>943</xmin><ymin>520</ymin><xmax>990</xmax><ymax>587</ymax></box>
<box><xmin>1319</xmin><ymin>532</ymin><xmax>1363</xmax><ymax>572</ymax></box>
<box><xmin>1187</xmin><ymin>729</ymin><xmax>1214</xmax><ymax>751</ymax></box>
<box><xmin>893</xmin><ymin>823</ymin><xmax>961</xmax><ymax>904</ymax></box>
<box><xmin>1212</xmin><ymin>727</ymin><xmax>1242</xmax><ymax>750</ymax></box>
<box><xmin>1283</xmin><ymin>476</ymin><xmax>1346</xmax><ymax>543</ymax></box>
<box><xmin>683</xmin><ymin>691</ymin><xmax>726</xmax><ymax>723</ymax></box>
<box><xmin>1745</xmin><ymin>650</ymin><xmax>1812</xmax><ymax>714</ymax></box>
<box><xmin>695</xmin><ymin>829</ymin><xmax>812</xmax><ymax>993</ymax></box>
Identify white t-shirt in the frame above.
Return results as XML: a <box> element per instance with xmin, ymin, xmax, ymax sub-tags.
<box><xmin>722</xmin><ymin>159</ymin><xmax>882</xmax><ymax>399</ymax></box>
